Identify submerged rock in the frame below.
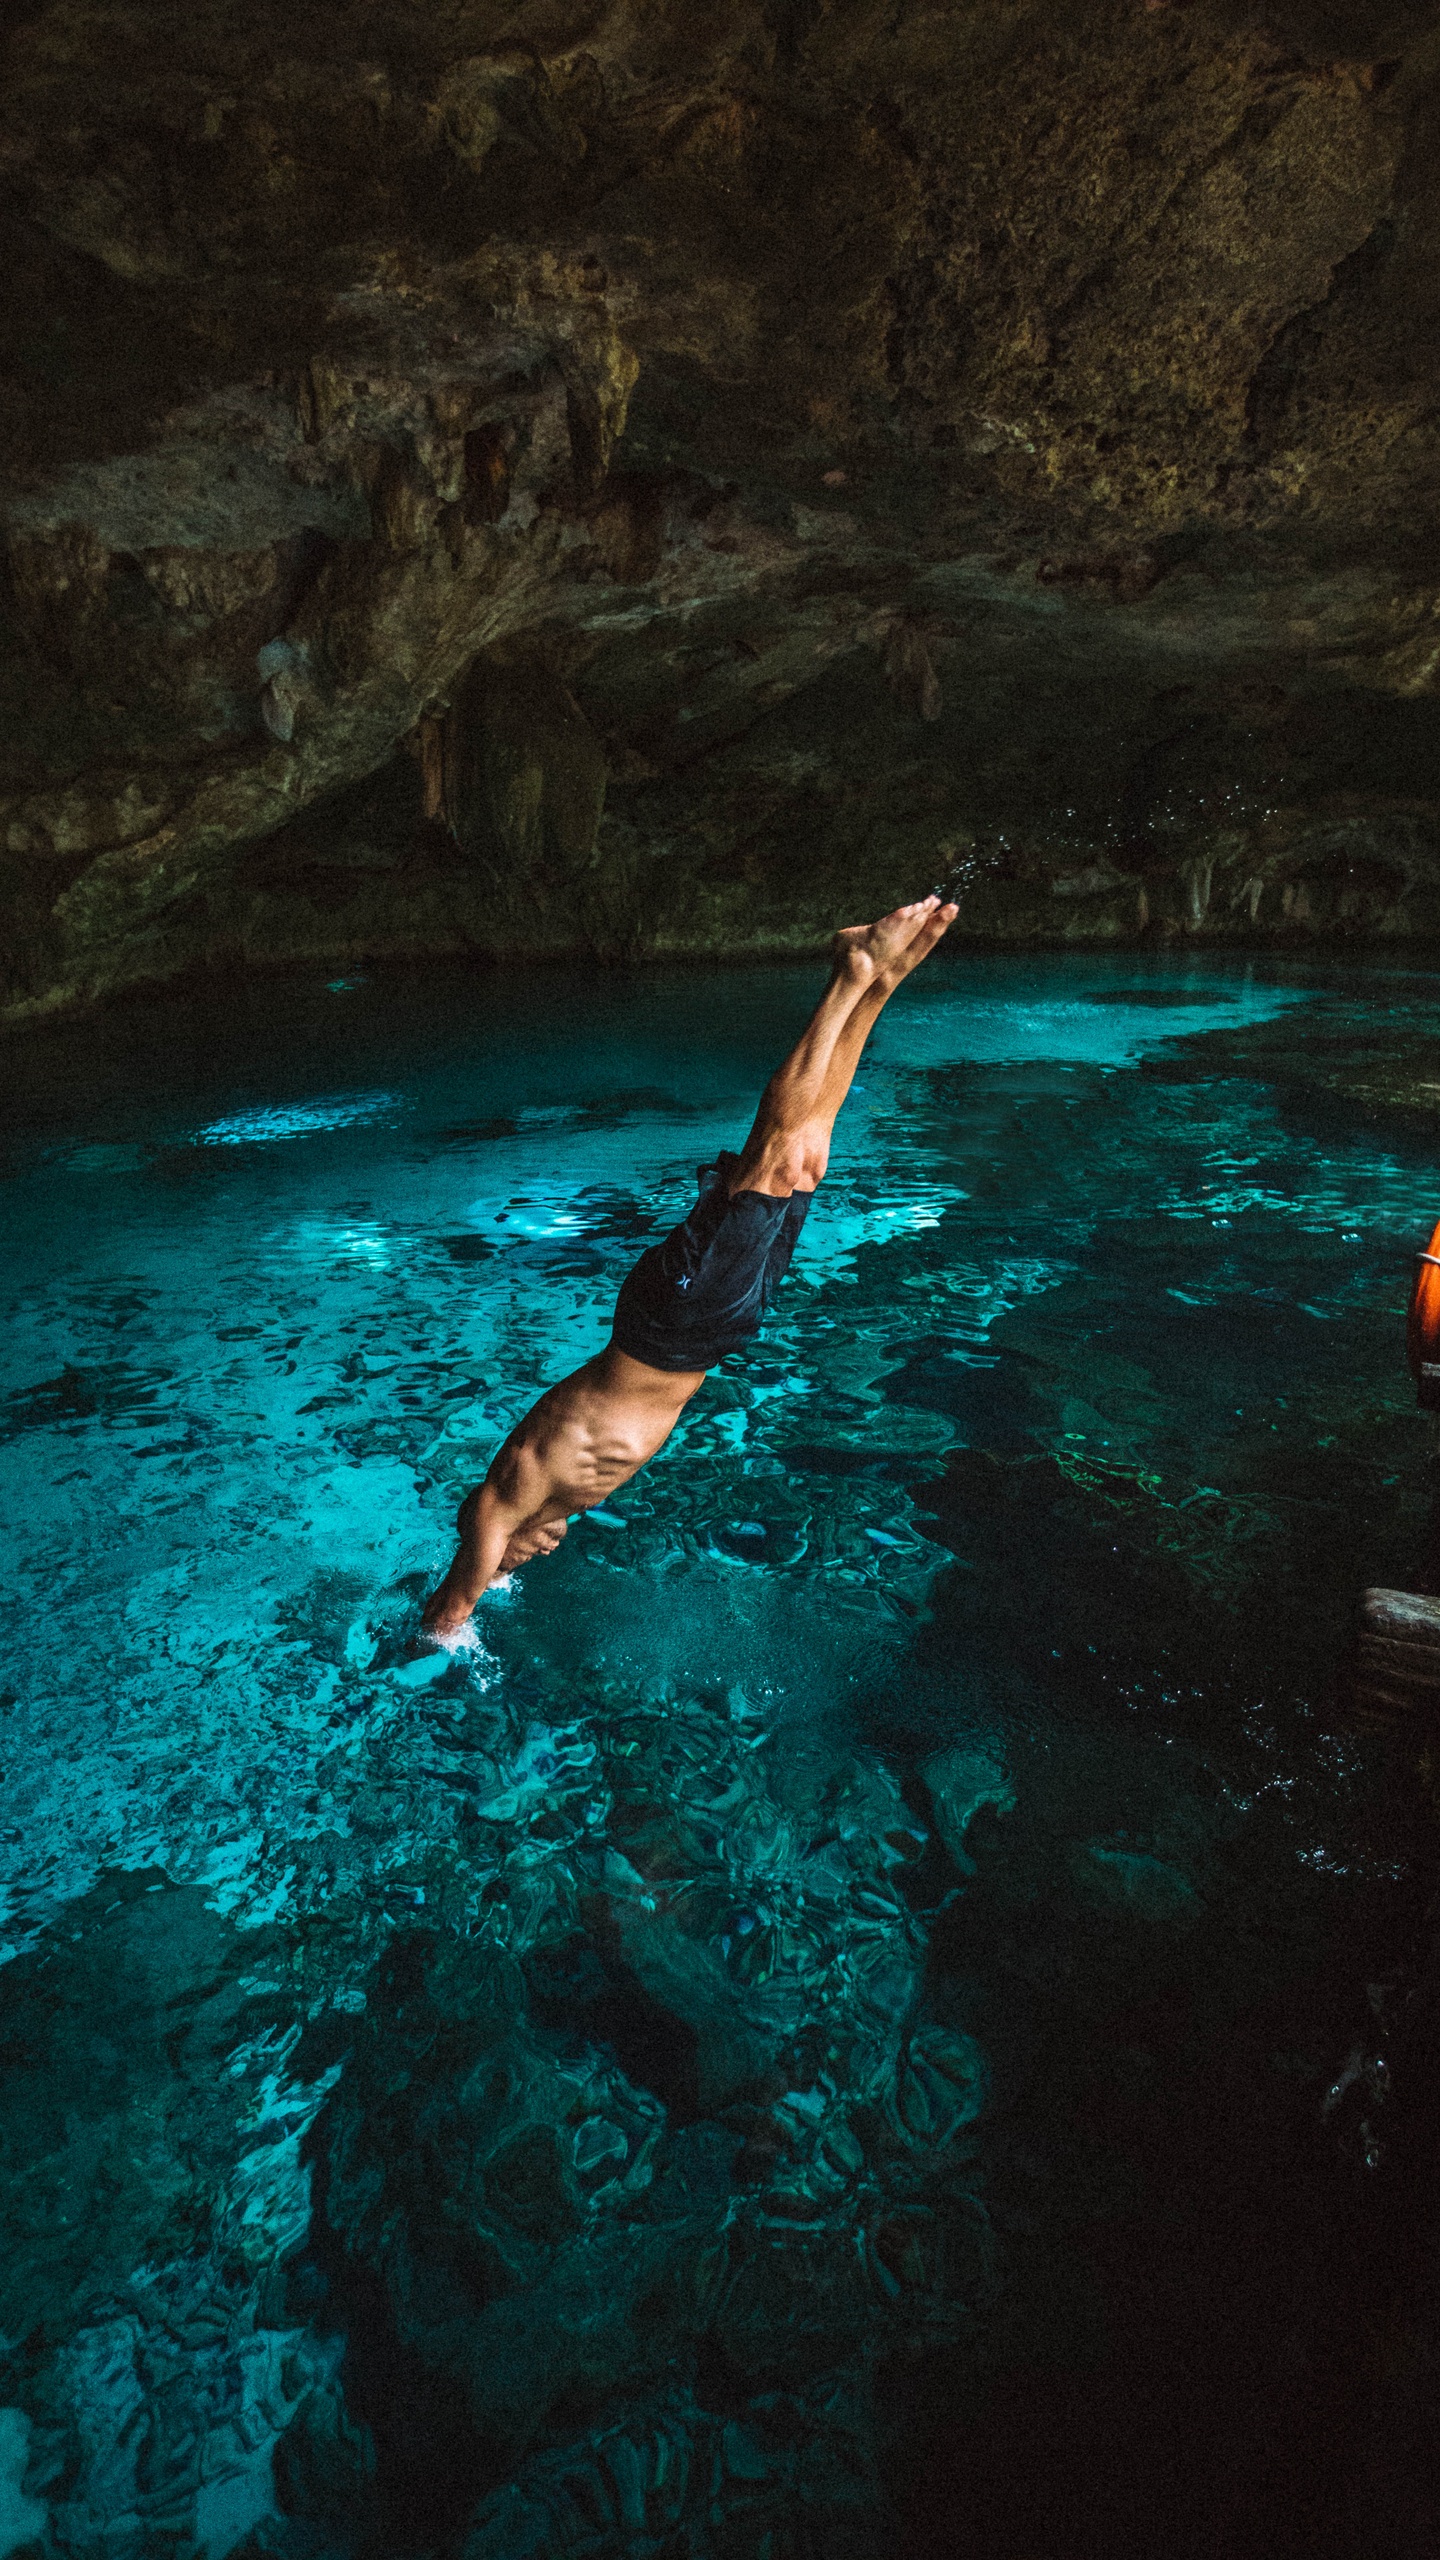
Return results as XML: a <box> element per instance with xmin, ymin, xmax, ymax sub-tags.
<box><xmin>312</xmin><ymin>1683</ymin><xmax>991</xmax><ymax>2551</ymax></box>
<box><xmin>0</xmin><ymin>1873</ymin><xmax>364</xmax><ymax>2560</ymax></box>
<box><xmin>1070</xmin><ymin>1841</ymin><xmax>1202</xmax><ymax>1926</ymax></box>
<box><xmin>921</xmin><ymin>1748</ymin><xmax>1016</xmax><ymax>1878</ymax></box>
<box><xmin>0</xmin><ymin>2410</ymin><xmax>46</xmax><ymax>2560</ymax></box>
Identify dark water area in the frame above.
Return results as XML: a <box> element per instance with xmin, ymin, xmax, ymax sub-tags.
<box><xmin>2</xmin><ymin>950</ymin><xmax>1438</xmax><ymax>2560</ymax></box>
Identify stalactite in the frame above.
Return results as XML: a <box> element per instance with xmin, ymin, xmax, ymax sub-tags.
<box><xmin>407</xmin><ymin>655</ymin><xmax>606</xmax><ymax>871</ymax></box>
<box><xmin>882</xmin><ymin>616</ymin><xmax>944</xmax><ymax>722</ymax></box>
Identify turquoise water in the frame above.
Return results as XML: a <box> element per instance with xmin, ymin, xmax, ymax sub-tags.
<box><xmin>0</xmin><ymin>952</ymin><xmax>1433</xmax><ymax>2559</ymax></box>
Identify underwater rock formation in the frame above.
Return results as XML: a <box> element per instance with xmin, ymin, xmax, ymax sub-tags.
<box><xmin>0</xmin><ymin>1683</ymin><xmax>995</xmax><ymax>2559</ymax></box>
<box><xmin>0</xmin><ymin>1873</ymin><xmax>359</xmax><ymax>2560</ymax></box>
<box><xmin>319</xmin><ymin>1684</ymin><xmax>990</xmax><ymax>2557</ymax></box>
<box><xmin>3</xmin><ymin>0</ymin><xmax>1440</xmax><ymax>1013</ymax></box>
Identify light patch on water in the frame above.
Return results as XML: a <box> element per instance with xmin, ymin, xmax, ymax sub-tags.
<box><xmin>886</xmin><ymin>975</ymin><xmax>1303</xmax><ymax>1069</ymax></box>
<box><xmin>194</xmin><ymin>1092</ymin><xmax>401</xmax><ymax>1146</ymax></box>
<box><xmin>461</xmin><ymin>1186</ymin><xmax>609</xmax><ymax>1243</ymax></box>
<box><xmin>1162</xmin><ymin>1173</ymin><xmax>1417</xmax><ymax>1229</ymax></box>
<box><xmin>55</xmin><ymin>1142</ymin><xmax>152</xmax><ymax>1177</ymax></box>
<box><xmin>796</xmin><ymin>1176</ymin><xmax>965</xmax><ymax>1278</ymax></box>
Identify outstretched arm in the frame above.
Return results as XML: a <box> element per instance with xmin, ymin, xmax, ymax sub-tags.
<box><xmin>422</xmin><ymin>1478</ymin><xmax>528</xmax><ymax>1638</ymax></box>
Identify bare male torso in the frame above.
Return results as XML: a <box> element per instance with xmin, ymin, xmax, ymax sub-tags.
<box><xmin>422</xmin><ymin>1348</ymin><xmax>705</xmax><ymax>1636</ymax></box>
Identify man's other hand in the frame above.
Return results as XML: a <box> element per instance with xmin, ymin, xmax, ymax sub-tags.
<box><xmin>498</xmin><ymin>1518</ymin><xmax>570</xmax><ymax>1572</ymax></box>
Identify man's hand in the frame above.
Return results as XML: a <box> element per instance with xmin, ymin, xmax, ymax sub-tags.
<box><xmin>498</xmin><ymin>1518</ymin><xmax>569</xmax><ymax>1572</ymax></box>
<box><xmin>420</xmin><ymin>1594</ymin><xmax>475</xmax><ymax>1643</ymax></box>
<box><xmin>421</xmin><ymin>1480</ymin><xmax>519</xmax><ymax>1639</ymax></box>
<box><xmin>421</xmin><ymin>1512</ymin><xmax>569</xmax><ymax>1639</ymax></box>
<box><xmin>420</xmin><ymin>1568</ymin><xmax>486</xmax><ymax>1642</ymax></box>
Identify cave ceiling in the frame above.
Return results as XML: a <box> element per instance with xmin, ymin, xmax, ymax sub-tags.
<box><xmin>3</xmin><ymin>0</ymin><xmax>1440</xmax><ymax>1015</ymax></box>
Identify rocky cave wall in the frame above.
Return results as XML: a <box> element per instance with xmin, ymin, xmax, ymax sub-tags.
<box><xmin>3</xmin><ymin>0</ymin><xmax>1440</xmax><ymax>1020</ymax></box>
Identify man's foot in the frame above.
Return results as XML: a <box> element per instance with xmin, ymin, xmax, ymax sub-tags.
<box><xmin>833</xmin><ymin>897</ymin><xmax>958</xmax><ymax>990</ymax></box>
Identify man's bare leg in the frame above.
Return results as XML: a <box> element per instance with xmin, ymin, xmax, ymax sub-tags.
<box><xmin>732</xmin><ymin>894</ymin><xmax>957</xmax><ymax>1197</ymax></box>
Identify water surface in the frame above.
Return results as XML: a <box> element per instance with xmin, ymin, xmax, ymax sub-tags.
<box><xmin>0</xmin><ymin>952</ymin><xmax>1433</xmax><ymax>2559</ymax></box>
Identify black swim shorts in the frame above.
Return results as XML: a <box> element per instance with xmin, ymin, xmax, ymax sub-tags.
<box><xmin>610</xmin><ymin>1152</ymin><xmax>813</xmax><ymax>1372</ymax></box>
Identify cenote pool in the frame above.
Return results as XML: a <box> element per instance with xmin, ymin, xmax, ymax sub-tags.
<box><xmin>1</xmin><ymin>950</ymin><xmax>1437</xmax><ymax>2560</ymax></box>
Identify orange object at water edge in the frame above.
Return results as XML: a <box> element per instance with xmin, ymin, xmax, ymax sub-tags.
<box><xmin>1407</xmin><ymin>1219</ymin><xmax>1440</xmax><ymax>1408</ymax></box>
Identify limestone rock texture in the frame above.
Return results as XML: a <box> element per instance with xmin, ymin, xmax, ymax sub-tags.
<box><xmin>3</xmin><ymin>0</ymin><xmax>1440</xmax><ymax>1018</ymax></box>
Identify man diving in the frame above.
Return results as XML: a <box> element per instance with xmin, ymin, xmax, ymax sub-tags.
<box><xmin>422</xmin><ymin>894</ymin><xmax>959</xmax><ymax>1641</ymax></box>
